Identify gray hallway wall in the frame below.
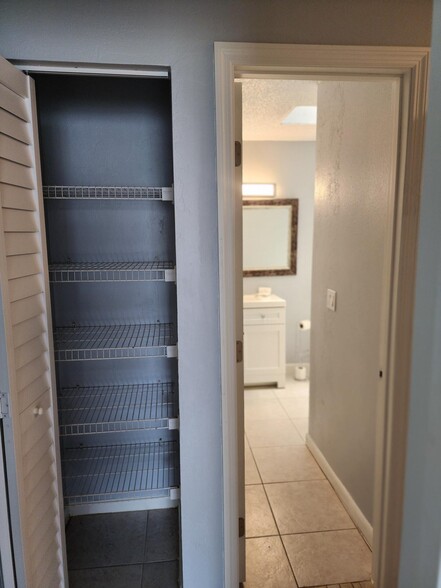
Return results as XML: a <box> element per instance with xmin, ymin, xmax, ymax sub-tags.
<box><xmin>0</xmin><ymin>1</ymin><xmax>433</xmax><ymax>585</ymax></box>
<box><xmin>399</xmin><ymin>0</ymin><xmax>441</xmax><ymax>584</ymax></box>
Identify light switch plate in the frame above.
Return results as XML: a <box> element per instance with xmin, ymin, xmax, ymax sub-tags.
<box><xmin>326</xmin><ymin>289</ymin><xmax>336</xmax><ymax>311</ymax></box>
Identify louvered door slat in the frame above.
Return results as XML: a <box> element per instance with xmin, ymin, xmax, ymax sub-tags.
<box><xmin>27</xmin><ymin>452</ymin><xmax>52</xmax><ymax>509</ymax></box>
<box><xmin>5</xmin><ymin>233</ymin><xmax>40</xmax><ymax>256</ymax></box>
<box><xmin>9</xmin><ymin>274</ymin><xmax>43</xmax><ymax>302</ymax></box>
<box><xmin>15</xmin><ymin>335</ymin><xmax>47</xmax><ymax>370</ymax></box>
<box><xmin>23</xmin><ymin>435</ymin><xmax>53</xmax><ymax>494</ymax></box>
<box><xmin>3</xmin><ymin>209</ymin><xmax>38</xmax><ymax>233</ymax></box>
<box><xmin>0</xmin><ymin>54</ymin><xmax>65</xmax><ymax>588</ymax></box>
<box><xmin>34</xmin><ymin>542</ymin><xmax>61</xmax><ymax>588</ymax></box>
<box><xmin>7</xmin><ymin>253</ymin><xmax>41</xmax><ymax>279</ymax></box>
<box><xmin>16</xmin><ymin>354</ymin><xmax>49</xmax><ymax>396</ymax></box>
<box><xmin>18</xmin><ymin>371</ymin><xmax>50</xmax><ymax>414</ymax></box>
<box><xmin>29</xmin><ymin>513</ymin><xmax>57</xmax><ymax>560</ymax></box>
<box><xmin>12</xmin><ymin>313</ymin><xmax>45</xmax><ymax>349</ymax></box>
<box><xmin>0</xmin><ymin>60</ymin><xmax>27</xmax><ymax>97</ymax></box>
<box><xmin>0</xmin><ymin>159</ymin><xmax>34</xmax><ymax>188</ymax></box>
<box><xmin>0</xmin><ymin>109</ymin><xmax>31</xmax><ymax>144</ymax></box>
<box><xmin>2</xmin><ymin>184</ymin><xmax>36</xmax><ymax>210</ymax></box>
<box><xmin>37</xmin><ymin>563</ymin><xmax>62</xmax><ymax>588</ymax></box>
<box><xmin>0</xmin><ymin>134</ymin><xmax>32</xmax><ymax>167</ymax></box>
<box><xmin>34</xmin><ymin>540</ymin><xmax>60</xmax><ymax>588</ymax></box>
<box><xmin>0</xmin><ymin>83</ymin><xmax>29</xmax><ymax>121</ymax></box>
<box><xmin>20</xmin><ymin>391</ymin><xmax>52</xmax><ymax>455</ymax></box>
<box><xmin>11</xmin><ymin>292</ymin><xmax>45</xmax><ymax>326</ymax></box>
<box><xmin>28</xmin><ymin>490</ymin><xmax>57</xmax><ymax>538</ymax></box>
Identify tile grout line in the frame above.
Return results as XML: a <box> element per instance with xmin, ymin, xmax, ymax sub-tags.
<box><xmin>246</xmin><ymin>385</ymin><xmax>309</xmax><ymax>585</ymax></box>
<box><xmin>140</xmin><ymin>510</ymin><xmax>149</xmax><ymax>586</ymax></box>
<box><xmin>256</xmin><ymin>453</ymin><xmax>301</xmax><ymax>587</ymax></box>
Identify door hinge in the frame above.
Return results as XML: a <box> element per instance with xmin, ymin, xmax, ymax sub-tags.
<box><xmin>239</xmin><ymin>517</ymin><xmax>245</xmax><ymax>538</ymax></box>
<box><xmin>235</xmin><ymin>141</ymin><xmax>242</xmax><ymax>167</ymax></box>
<box><xmin>0</xmin><ymin>392</ymin><xmax>9</xmax><ymax>419</ymax></box>
<box><xmin>236</xmin><ymin>340</ymin><xmax>243</xmax><ymax>363</ymax></box>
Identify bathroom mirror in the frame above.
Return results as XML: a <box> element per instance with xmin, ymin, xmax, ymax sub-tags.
<box><xmin>243</xmin><ymin>198</ymin><xmax>298</xmax><ymax>276</ymax></box>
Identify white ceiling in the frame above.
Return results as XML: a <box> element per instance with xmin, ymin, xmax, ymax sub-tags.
<box><xmin>241</xmin><ymin>79</ymin><xmax>318</xmax><ymax>142</ymax></box>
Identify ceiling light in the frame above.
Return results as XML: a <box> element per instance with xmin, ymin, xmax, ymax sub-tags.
<box><xmin>242</xmin><ymin>183</ymin><xmax>276</xmax><ymax>198</ymax></box>
<box><xmin>282</xmin><ymin>105</ymin><xmax>317</xmax><ymax>125</ymax></box>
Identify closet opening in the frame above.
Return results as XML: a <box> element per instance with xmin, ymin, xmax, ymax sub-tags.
<box><xmin>32</xmin><ymin>71</ymin><xmax>181</xmax><ymax>587</ymax></box>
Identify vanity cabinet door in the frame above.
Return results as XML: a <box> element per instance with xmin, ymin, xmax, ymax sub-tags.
<box><xmin>243</xmin><ymin>311</ymin><xmax>285</xmax><ymax>388</ymax></box>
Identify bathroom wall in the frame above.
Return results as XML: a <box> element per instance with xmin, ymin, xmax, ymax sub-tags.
<box><xmin>243</xmin><ymin>141</ymin><xmax>316</xmax><ymax>363</ymax></box>
<box><xmin>309</xmin><ymin>79</ymin><xmax>398</xmax><ymax>524</ymax></box>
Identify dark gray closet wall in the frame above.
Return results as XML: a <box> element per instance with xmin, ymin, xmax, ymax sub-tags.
<box><xmin>34</xmin><ymin>75</ymin><xmax>173</xmax><ymax>186</ymax></box>
<box><xmin>33</xmin><ymin>74</ymin><xmax>180</xmax><ymax>501</ymax></box>
<box><xmin>35</xmin><ymin>74</ymin><xmax>177</xmax><ymax>332</ymax></box>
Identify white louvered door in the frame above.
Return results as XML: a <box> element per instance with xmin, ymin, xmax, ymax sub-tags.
<box><xmin>0</xmin><ymin>56</ymin><xmax>67</xmax><ymax>587</ymax></box>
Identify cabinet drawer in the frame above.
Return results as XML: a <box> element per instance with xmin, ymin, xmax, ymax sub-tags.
<box><xmin>244</xmin><ymin>307</ymin><xmax>285</xmax><ymax>325</ymax></box>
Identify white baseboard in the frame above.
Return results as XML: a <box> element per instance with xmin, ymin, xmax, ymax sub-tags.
<box><xmin>306</xmin><ymin>433</ymin><xmax>373</xmax><ymax>548</ymax></box>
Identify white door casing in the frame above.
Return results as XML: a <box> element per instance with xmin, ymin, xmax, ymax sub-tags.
<box><xmin>215</xmin><ymin>43</ymin><xmax>429</xmax><ymax>588</ymax></box>
<box><xmin>0</xmin><ymin>56</ymin><xmax>67</xmax><ymax>588</ymax></box>
<box><xmin>234</xmin><ymin>81</ymin><xmax>246</xmax><ymax>583</ymax></box>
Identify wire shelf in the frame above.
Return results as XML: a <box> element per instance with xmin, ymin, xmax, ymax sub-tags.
<box><xmin>54</xmin><ymin>323</ymin><xmax>177</xmax><ymax>361</ymax></box>
<box><xmin>62</xmin><ymin>441</ymin><xmax>179</xmax><ymax>505</ymax></box>
<box><xmin>58</xmin><ymin>382</ymin><xmax>176</xmax><ymax>435</ymax></box>
<box><xmin>49</xmin><ymin>261</ymin><xmax>176</xmax><ymax>283</ymax></box>
<box><xmin>43</xmin><ymin>185</ymin><xmax>174</xmax><ymax>201</ymax></box>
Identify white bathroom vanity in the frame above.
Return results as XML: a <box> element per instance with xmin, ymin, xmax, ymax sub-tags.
<box><xmin>243</xmin><ymin>294</ymin><xmax>286</xmax><ymax>388</ymax></box>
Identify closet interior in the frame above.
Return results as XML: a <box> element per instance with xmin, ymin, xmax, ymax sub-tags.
<box><xmin>33</xmin><ymin>72</ymin><xmax>180</xmax><ymax>575</ymax></box>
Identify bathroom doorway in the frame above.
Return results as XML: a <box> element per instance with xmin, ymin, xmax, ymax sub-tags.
<box><xmin>241</xmin><ymin>76</ymin><xmax>392</xmax><ymax>586</ymax></box>
<box><xmin>215</xmin><ymin>41</ymin><xmax>429</xmax><ymax>588</ymax></box>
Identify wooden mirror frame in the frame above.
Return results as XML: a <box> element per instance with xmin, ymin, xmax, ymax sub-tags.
<box><xmin>242</xmin><ymin>198</ymin><xmax>298</xmax><ymax>277</ymax></box>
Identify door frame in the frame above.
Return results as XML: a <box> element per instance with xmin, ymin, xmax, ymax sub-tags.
<box><xmin>2</xmin><ymin>58</ymin><xmax>172</xmax><ymax>588</ymax></box>
<box><xmin>0</xmin><ymin>421</ymin><xmax>16</xmax><ymax>588</ymax></box>
<box><xmin>215</xmin><ymin>42</ymin><xmax>430</xmax><ymax>588</ymax></box>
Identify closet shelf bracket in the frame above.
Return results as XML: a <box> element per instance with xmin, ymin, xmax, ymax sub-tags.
<box><xmin>166</xmin><ymin>345</ymin><xmax>178</xmax><ymax>359</ymax></box>
<box><xmin>169</xmin><ymin>487</ymin><xmax>181</xmax><ymax>501</ymax></box>
<box><xmin>168</xmin><ymin>417</ymin><xmax>180</xmax><ymax>431</ymax></box>
<box><xmin>162</xmin><ymin>187</ymin><xmax>174</xmax><ymax>202</ymax></box>
<box><xmin>164</xmin><ymin>268</ymin><xmax>176</xmax><ymax>283</ymax></box>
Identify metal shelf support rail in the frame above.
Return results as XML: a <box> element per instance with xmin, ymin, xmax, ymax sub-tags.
<box><xmin>58</xmin><ymin>382</ymin><xmax>176</xmax><ymax>435</ymax></box>
<box><xmin>62</xmin><ymin>441</ymin><xmax>179</xmax><ymax>505</ymax></box>
<box><xmin>43</xmin><ymin>186</ymin><xmax>174</xmax><ymax>202</ymax></box>
<box><xmin>54</xmin><ymin>323</ymin><xmax>178</xmax><ymax>361</ymax></box>
<box><xmin>49</xmin><ymin>261</ymin><xmax>176</xmax><ymax>283</ymax></box>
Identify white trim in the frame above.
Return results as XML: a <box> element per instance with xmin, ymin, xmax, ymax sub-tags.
<box><xmin>66</xmin><ymin>496</ymin><xmax>179</xmax><ymax>517</ymax></box>
<box><xmin>215</xmin><ymin>42</ymin><xmax>429</xmax><ymax>588</ymax></box>
<box><xmin>12</xmin><ymin>60</ymin><xmax>169</xmax><ymax>78</ymax></box>
<box><xmin>306</xmin><ymin>433</ymin><xmax>373</xmax><ymax>547</ymax></box>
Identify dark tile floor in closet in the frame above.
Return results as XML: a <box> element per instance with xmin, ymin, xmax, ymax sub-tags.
<box><xmin>66</xmin><ymin>508</ymin><xmax>179</xmax><ymax>588</ymax></box>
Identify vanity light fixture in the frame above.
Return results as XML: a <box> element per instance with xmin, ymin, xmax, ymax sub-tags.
<box><xmin>282</xmin><ymin>105</ymin><xmax>317</xmax><ymax>125</ymax></box>
<box><xmin>242</xmin><ymin>183</ymin><xmax>276</xmax><ymax>198</ymax></box>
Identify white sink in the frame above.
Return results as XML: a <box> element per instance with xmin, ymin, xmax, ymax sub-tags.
<box><xmin>243</xmin><ymin>294</ymin><xmax>286</xmax><ymax>308</ymax></box>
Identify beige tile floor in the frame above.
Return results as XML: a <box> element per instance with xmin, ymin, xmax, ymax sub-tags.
<box><xmin>244</xmin><ymin>378</ymin><xmax>372</xmax><ymax>588</ymax></box>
